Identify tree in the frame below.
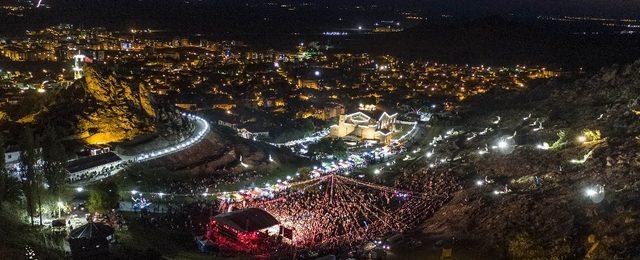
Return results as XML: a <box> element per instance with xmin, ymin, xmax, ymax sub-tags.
<box><xmin>0</xmin><ymin>135</ymin><xmax>7</xmax><ymax>208</ymax></box>
<box><xmin>308</xmin><ymin>138</ymin><xmax>348</xmax><ymax>157</ymax></box>
<box><xmin>42</xmin><ymin>128</ymin><xmax>68</xmax><ymax>204</ymax></box>
<box><xmin>508</xmin><ymin>232</ymin><xmax>546</xmax><ymax>260</ymax></box>
<box><xmin>87</xmin><ymin>182</ymin><xmax>120</xmax><ymax>214</ymax></box>
<box><xmin>20</xmin><ymin>127</ymin><xmax>39</xmax><ymax>225</ymax></box>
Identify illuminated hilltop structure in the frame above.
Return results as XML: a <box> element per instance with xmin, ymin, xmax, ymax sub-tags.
<box><xmin>330</xmin><ymin>110</ymin><xmax>398</xmax><ymax>145</ymax></box>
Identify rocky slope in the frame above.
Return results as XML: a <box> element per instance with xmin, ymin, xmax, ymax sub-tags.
<box><xmin>413</xmin><ymin>61</ymin><xmax>640</xmax><ymax>259</ymax></box>
<box><xmin>22</xmin><ymin>66</ymin><xmax>158</xmax><ymax>144</ymax></box>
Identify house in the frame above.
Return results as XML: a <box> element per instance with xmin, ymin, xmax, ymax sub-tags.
<box><xmin>3</xmin><ymin>145</ymin><xmax>43</xmax><ymax>176</ymax></box>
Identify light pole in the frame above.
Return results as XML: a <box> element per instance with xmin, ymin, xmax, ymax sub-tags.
<box><xmin>56</xmin><ymin>201</ymin><xmax>64</xmax><ymax>218</ymax></box>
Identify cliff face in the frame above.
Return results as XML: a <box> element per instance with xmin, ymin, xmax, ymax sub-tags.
<box><xmin>32</xmin><ymin>67</ymin><xmax>157</xmax><ymax>144</ymax></box>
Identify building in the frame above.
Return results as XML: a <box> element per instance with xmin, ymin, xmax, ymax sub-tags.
<box><xmin>3</xmin><ymin>146</ymin><xmax>43</xmax><ymax>176</ymax></box>
<box><xmin>296</xmin><ymin>78</ymin><xmax>320</xmax><ymax>89</ymax></box>
<box><xmin>65</xmin><ymin>152</ymin><xmax>122</xmax><ymax>181</ymax></box>
<box><xmin>4</xmin><ymin>146</ymin><xmax>21</xmax><ymax>169</ymax></box>
<box><xmin>372</xmin><ymin>21</ymin><xmax>404</xmax><ymax>33</ymax></box>
<box><xmin>237</xmin><ymin>128</ymin><xmax>269</xmax><ymax>140</ymax></box>
<box><xmin>296</xmin><ymin>103</ymin><xmax>345</xmax><ymax>120</ymax></box>
<box><xmin>330</xmin><ymin>111</ymin><xmax>398</xmax><ymax>144</ymax></box>
<box><xmin>206</xmin><ymin>208</ymin><xmax>281</xmax><ymax>249</ymax></box>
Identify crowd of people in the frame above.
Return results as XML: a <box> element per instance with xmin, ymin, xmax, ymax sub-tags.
<box><xmin>225</xmin><ymin>168</ymin><xmax>461</xmax><ymax>257</ymax></box>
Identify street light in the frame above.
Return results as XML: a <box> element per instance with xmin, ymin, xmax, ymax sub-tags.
<box><xmin>75</xmin><ymin>187</ymin><xmax>84</xmax><ymax>192</ymax></box>
<box><xmin>584</xmin><ymin>185</ymin><xmax>605</xmax><ymax>203</ymax></box>
<box><xmin>493</xmin><ymin>136</ymin><xmax>515</xmax><ymax>154</ymax></box>
<box><xmin>57</xmin><ymin>201</ymin><xmax>64</xmax><ymax>218</ymax></box>
<box><xmin>577</xmin><ymin>135</ymin><xmax>587</xmax><ymax>143</ymax></box>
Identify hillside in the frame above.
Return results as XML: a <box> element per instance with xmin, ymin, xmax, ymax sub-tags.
<box><xmin>21</xmin><ymin>66</ymin><xmax>158</xmax><ymax>144</ymax></box>
<box><xmin>410</xmin><ymin>61</ymin><xmax>640</xmax><ymax>258</ymax></box>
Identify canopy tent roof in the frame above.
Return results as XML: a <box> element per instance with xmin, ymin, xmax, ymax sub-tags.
<box><xmin>69</xmin><ymin>222</ymin><xmax>114</xmax><ymax>240</ymax></box>
<box><xmin>214</xmin><ymin>208</ymin><xmax>279</xmax><ymax>233</ymax></box>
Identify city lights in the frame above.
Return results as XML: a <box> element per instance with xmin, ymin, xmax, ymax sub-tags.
<box><xmin>0</xmin><ymin>15</ymin><xmax>618</xmax><ymax>259</ymax></box>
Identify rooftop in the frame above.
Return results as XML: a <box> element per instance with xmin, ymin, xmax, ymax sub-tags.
<box><xmin>66</xmin><ymin>152</ymin><xmax>121</xmax><ymax>174</ymax></box>
<box><xmin>214</xmin><ymin>208</ymin><xmax>279</xmax><ymax>233</ymax></box>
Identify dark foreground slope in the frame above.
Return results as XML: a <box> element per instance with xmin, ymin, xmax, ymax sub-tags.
<box><xmin>417</xmin><ymin>61</ymin><xmax>640</xmax><ymax>258</ymax></box>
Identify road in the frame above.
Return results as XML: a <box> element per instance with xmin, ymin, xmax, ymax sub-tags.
<box><xmin>71</xmin><ymin>113</ymin><xmax>210</xmax><ymax>186</ymax></box>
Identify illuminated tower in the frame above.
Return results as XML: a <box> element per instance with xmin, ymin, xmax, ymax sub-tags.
<box><xmin>73</xmin><ymin>53</ymin><xmax>86</xmax><ymax>80</ymax></box>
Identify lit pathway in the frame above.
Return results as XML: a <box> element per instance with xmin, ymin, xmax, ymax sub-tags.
<box><xmin>71</xmin><ymin>113</ymin><xmax>210</xmax><ymax>186</ymax></box>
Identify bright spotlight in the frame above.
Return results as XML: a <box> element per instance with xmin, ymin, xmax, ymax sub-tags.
<box><xmin>583</xmin><ymin>185</ymin><xmax>605</xmax><ymax>203</ymax></box>
<box><xmin>577</xmin><ymin>135</ymin><xmax>587</xmax><ymax>143</ymax></box>
<box><xmin>584</xmin><ymin>188</ymin><xmax>597</xmax><ymax>197</ymax></box>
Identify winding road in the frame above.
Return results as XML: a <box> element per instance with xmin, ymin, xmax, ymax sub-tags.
<box><xmin>71</xmin><ymin>113</ymin><xmax>210</xmax><ymax>186</ymax></box>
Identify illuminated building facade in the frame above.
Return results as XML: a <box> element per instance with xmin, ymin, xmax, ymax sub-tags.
<box><xmin>330</xmin><ymin>111</ymin><xmax>398</xmax><ymax>144</ymax></box>
<box><xmin>73</xmin><ymin>53</ymin><xmax>86</xmax><ymax>80</ymax></box>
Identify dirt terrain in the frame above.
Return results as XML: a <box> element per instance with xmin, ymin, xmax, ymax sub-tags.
<box><xmin>410</xmin><ymin>61</ymin><xmax>640</xmax><ymax>259</ymax></box>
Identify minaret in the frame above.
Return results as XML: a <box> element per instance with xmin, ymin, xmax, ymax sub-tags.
<box><xmin>73</xmin><ymin>52</ymin><xmax>86</xmax><ymax>80</ymax></box>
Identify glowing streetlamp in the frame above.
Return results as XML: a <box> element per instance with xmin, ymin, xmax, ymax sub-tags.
<box><xmin>314</xmin><ymin>70</ymin><xmax>321</xmax><ymax>76</ymax></box>
<box><xmin>584</xmin><ymin>185</ymin><xmax>605</xmax><ymax>203</ymax></box>
<box><xmin>536</xmin><ymin>142</ymin><xmax>550</xmax><ymax>150</ymax></box>
<box><xmin>56</xmin><ymin>201</ymin><xmax>64</xmax><ymax>218</ymax></box>
<box><xmin>492</xmin><ymin>136</ymin><xmax>515</xmax><ymax>154</ymax></box>
<box><xmin>577</xmin><ymin>135</ymin><xmax>587</xmax><ymax>143</ymax></box>
<box><xmin>75</xmin><ymin>187</ymin><xmax>84</xmax><ymax>192</ymax></box>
